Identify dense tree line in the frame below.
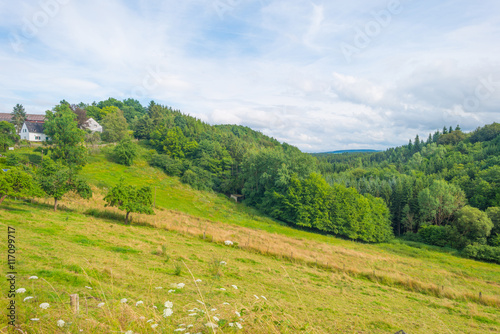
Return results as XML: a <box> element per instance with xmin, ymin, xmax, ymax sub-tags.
<box><xmin>316</xmin><ymin>123</ymin><xmax>500</xmax><ymax>259</ymax></box>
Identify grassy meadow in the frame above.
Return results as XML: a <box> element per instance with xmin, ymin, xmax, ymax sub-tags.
<box><xmin>1</xmin><ymin>149</ymin><xmax>499</xmax><ymax>333</ymax></box>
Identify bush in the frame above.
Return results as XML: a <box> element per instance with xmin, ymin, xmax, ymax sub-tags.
<box><xmin>462</xmin><ymin>244</ymin><xmax>500</xmax><ymax>264</ymax></box>
<box><xmin>149</xmin><ymin>154</ymin><xmax>183</xmax><ymax>176</ymax></box>
<box><xmin>112</xmin><ymin>138</ymin><xmax>138</xmax><ymax>166</ymax></box>
<box><xmin>417</xmin><ymin>225</ymin><xmax>469</xmax><ymax>249</ymax></box>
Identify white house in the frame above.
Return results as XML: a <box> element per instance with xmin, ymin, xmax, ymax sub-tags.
<box><xmin>20</xmin><ymin>121</ymin><xmax>50</xmax><ymax>142</ymax></box>
<box><xmin>82</xmin><ymin>117</ymin><xmax>103</xmax><ymax>133</ymax></box>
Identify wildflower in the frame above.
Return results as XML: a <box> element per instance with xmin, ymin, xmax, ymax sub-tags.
<box><xmin>261</xmin><ymin>295</ymin><xmax>267</xmax><ymax>300</ymax></box>
<box><xmin>177</xmin><ymin>283</ymin><xmax>185</xmax><ymax>289</ymax></box>
<box><xmin>220</xmin><ymin>288</ymin><xmax>226</xmax><ymax>291</ymax></box>
<box><xmin>125</xmin><ymin>331</ymin><xmax>134</xmax><ymax>334</ymax></box>
<box><xmin>136</xmin><ymin>301</ymin><xmax>144</xmax><ymax>306</ymax></box>
<box><xmin>189</xmin><ymin>313</ymin><xmax>197</xmax><ymax>316</ymax></box>
<box><xmin>187</xmin><ymin>325</ymin><xmax>194</xmax><ymax>328</ymax></box>
<box><xmin>232</xmin><ymin>285</ymin><xmax>238</xmax><ymax>289</ymax></box>
<box><xmin>16</xmin><ymin>288</ymin><xmax>26</xmax><ymax>293</ymax></box>
<box><xmin>57</xmin><ymin>320</ymin><xmax>65</xmax><ymax>327</ymax></box>
<box><xmin>254</xmin><ymin>295</ymin><xmax>259</xmax><ymax>299</ymax></box>
<box><xmin>205</xmin><ymin>322</ymin><xmax>218</xmax><ymax>329</ymax></box>
<box><xmin>97</xmin><ymin>302</ymin><xmax>105</xmax><ymax>308</ymax></box>
<box><xmin>229</xmin><ymin>323</ymin><xmax>234</xmax><ymax>327</ymax></box>
<box><xmin>40</xmin><ymin>302</ymin><xmax>50</xmax><ymax>309</ymax></box>
<box><xmin>147</xmin><ymin>319</ymin><xmax>154</xmax><ymax>323</ymax></box>
<box><xmin>235</xmin><ymin>311</ymin><xmax>241</xmax><ymax>317</ymax></box>
<box><xmin>174</xmin><ymin>329</ymin><xmax>185</xmax><ymax>332</ymax></box>
<box><xmin>213</xmin><ymin>316</ymin><xmax>220</xmax><ymax>322</ymax></box>
<box><xmin>223</xmin><ymin>302</ymin><xmax>230</xmax><ymax>305</ymax></box>
<box><xmin>197</xmin><ymin>300</ymin><xmax>205</xmax><ymax>305</ymax></box>
<box><xmin>30</xmin><ymin>318</ymin><xmax>40</xmax><ymax>321</ymax></box>
<box><xmin>29</xmin><ymin>276</ymin><xmax>38</xmax><ymax>280</ymax></box>
<box><xmin>163</xmin><ymin>308</ymin><xmax>173</xmax><ymax>317</ymax></box>
<box><xmin>164</xmin><ymin>301</ymin><xmax>173</xmax><ymax>308</ymax></box>
<box><xmin>224</xmin><ymin>240</ymin><xmax>233</xmax><ymax>246</ymax></box>
<box><xmin>211</xmin><ymin>308</ymin><xmax>217</xmax><ymax>312</ymax></box>
<box><xmin>153</xmin><ymin>306</ymin><xmax>157</xmax><ymax>309</ymax></box>
<box><xmin>178</xmin><ymin>324</ymin><xmax>185</xmax><ymax>327</ymax></box>
<box><xmin>168</xmin><ymin>289</ymin><xmax>176</xmax><ymax>293</ymax></box>
<box><xmin>139</xmin><ymin>316</ymin><xmax>146</xmax><ymax>320</ymax></box>
<box><xmin>24</xmin><ymin>296</ymin><xmax>33</xmax><ymax>301</ymax></box>
<box><xmin>120</xmin><ymin>298</ymin><xmax>128</xmax><ymax>303</ymax></box>
<box><xmin>85</xmin><ymin>286</ymin><xmax>92</xmax><ymax>290</ymax></box>
<box><xmin>236</xmin><ymin>322</ymin><xmax>243</xmax><ymax>329</ymax></box>
<box><xmin>195</xmin><ymin>279</ymin><xmax>202</xmax><ymax>283</ymax></box>
<box><xmin>220</xmin><ymin>261</ymin><xmax>227</xmax><ymax>265</ymax></box>
<box><xmin>155</xmin><ymin>286</ymin><xmax>163</xmax><ymax>290</ymax></box>
<box><xmin>151</xmin><ymin>324</ymin><xmax>158</xmax><ymax>329</ymax></box>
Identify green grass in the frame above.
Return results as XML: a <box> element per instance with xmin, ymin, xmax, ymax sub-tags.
<box><xmin>1</xmin><ymin>149</ymin><xmax>500</xmax><ymax>333</ymax></box>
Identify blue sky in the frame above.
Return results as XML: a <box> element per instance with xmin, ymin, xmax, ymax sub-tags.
<box><xmin>1</xmin><ymin>0</ymin><xmax>499</xmax><ymax>152</ymax></box>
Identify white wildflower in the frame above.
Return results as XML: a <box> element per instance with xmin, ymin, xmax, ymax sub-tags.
<box><xmin>189</xmin><ymin>313</ymin><xmax>197</xmax><ymax>316</ymax></box>
<box><xmin>195</xmin><ymin>279</ymin><xmax>202</xmax><ymax>283</ymax></box>
<box><xmin>16</xmin><ymin>288</ymin><xmax>26</xmax><ymax>294</ymax></box>
<box><xmin>261</xmin><ymin>295</ymin><xmax>267</xmax><ymax>300</ymax></box>
<box><xmin>155</xmin><ymin>286</ymin><xmax>163</xmax><ymax>289</ymax></box>
<box><xmin>211</xmin><ymin>308</ymin><xmax>217</xmax><ymax>312</ymax></box>
<box><xmin>223</xmin><ymin>302</ymin><xmax>230</xmax><ymax>305</ymax></box>
<box><xmin>163</xmin><ymin>308</ymin><xmax>173</xmax><ymax>317</ymax></box>
<box><xmin>24</xmin><ymin>296</ymin><xmax>34</xmax><ymax>301</ymax></box>
<box><xmin>57</xmin><ymin>320</ymin><xmax>65</xmax><ymax>327</ymax></box>
<box><xmin>151</xmin><ymin>324</ymin><xmax>158</xmax><ymax>329</ymax></box>
<box><xmin>254</xmin><ymin>295</ymin><xmax>259</xmax><ymax>299</ymax></box>
<box><xmin>153</xmin><ymin>306</ymin><xmax>157</xmax><ymax>309</ymax></box>
<box><xmin>164</xmin><ymin>301</ymin><xmax>173</xmax><ymax>308</ymax></box>
<box><xmin>197</xmin><ymin>300</ymin><xmax>205</xmax><ymax>305</ymax></box>
<box><xmin>168</xmin><ymin>289</ymin><xmax>176</xmax><ymax>293</ymax></box>
<box><xmin>120</xmin><ymin>298</ymin><xmax>128</xmax><ymax>304</ymax></box>
<box><xmin>213</xmin><ymin>316</ymin><xmax>220</xmax><ymax>322</ymax></box>
<box><xmin>187</xmin><ymin>325</ymin><xmax>194</xmax><ymax>328</ymax></box>
<box><xmin>220</xmin><ymin>288</ymin><xmax>226</xmax><ymax>291</ymax></box>
<box><xmin>147</xmin><ymin>319</ymin><xmax>154</xmax><ymax>323</ymax></box>
<box><xmin>220</xmin><ymin>261</ymin><xmax>227</xmax><ymax>265</ymax></box>
<box><xmin>39</xmin><ymin>302</ymin><xmax>50</xmax><ymax>309</ymax></box>
<box><xmin>136</xmin><ymin>301</ymin><xmax>144</xmax><ymax>306</ymax></box>
<box><xmin>30</xmin><ymin>318</ymin><xmax>39</xmax><ymax>321</ymax></box>
<box><xmin>224</xmin><ymin>240</ymin><xmax>233</xmax><ymax>246</ymax></box>
<box><xmin>97</xmin><ymin>302</ymin><xmax>105</xmax><ymax>308</ymax></box>
<box><xmin>235</xmin><ymin>311</ymin><xmax>241</xmax><ymax>317</ymax></box>
<box><xmin>236</xmin><ymin>322</ymin><xmax>243</xmax><ymax>329</ymax></box>
<box><xmin>205</xmin><ymin>322</ymin><xmax>218</xmax><ymax>329</ymax></box>
<box><xmin>85</xmin><ymin>286</ymin><xmax>92</xmax><ymax>290</ymax></box>
<box><xmin>125</xmin><ymin>331</ymin><xmax>134</xmax><ymax>334</ymax></box>
<box><xmin>29</xmin><ymin>276</ymin><xmax>38</xmax><ymax>280</ymax></box>
<box><xmin>177</xmin><ymin>283</ymin><xmax>185</xmax><ymax>289</ymax></box>
<box><xmin>174</xmin><ymin>329</ymin><xmax>185</xmax><ymax>332</ymax></box>
<box><xmin>179</xmin><ymin>324</ymin><xmax>185</xmax><ymax>327</ymax></box>
<box><xmin>232</xmin><ymin>285</ymin><xmax>238</xmax><ymax>289</ymax></box>
<box><xmin>229</xmin><ymin>323</ymin><xmax>234</xmax><ymax>327</ymax></box>
<box><xmin>139</xmin><ymin>316</ymin><xmax>146</xmax><ymax>320</ymax></box>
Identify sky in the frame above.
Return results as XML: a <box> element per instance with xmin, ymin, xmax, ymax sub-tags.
<box><xmin>1</xmin><ymin>0</ymin><xmax>499</xmax><ymax>152</ymax></box>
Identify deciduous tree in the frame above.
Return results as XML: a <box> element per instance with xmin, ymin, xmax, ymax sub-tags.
<box><xmin>104</xmin><ymin>181</ymin><xmax>154</xmax><ymax>224</ymax></box>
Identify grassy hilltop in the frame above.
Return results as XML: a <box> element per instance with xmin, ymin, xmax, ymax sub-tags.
<box><xmin>1</xmin><ymin>150</ymin><xmax>500</xmax><ymax>333</ymax></box>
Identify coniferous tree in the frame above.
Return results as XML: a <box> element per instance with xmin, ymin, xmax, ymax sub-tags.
<box><xmin>11</xmin><ymin>104</ymin><xmax>26</xmax><ymax>135</ymax></box>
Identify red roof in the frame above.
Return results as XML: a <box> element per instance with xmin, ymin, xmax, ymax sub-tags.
<box><xmin>0</xmin><ymin>113</ymin><xmax>45</xmax><ymax>123</ymax></box>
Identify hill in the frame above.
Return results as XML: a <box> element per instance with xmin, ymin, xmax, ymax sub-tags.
<box><xmin>2</xmin><ymin>150</ymin><xmax>500</xmax><ymax>333</ymax></box>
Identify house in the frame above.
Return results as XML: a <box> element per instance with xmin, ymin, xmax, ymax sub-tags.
<box><xmin>82</xmin><ymin>117</ymin><xmax>103</xmax><ymax>133</ymax></box>
<box><xmin>19</xmin><ymin>121</ymin><xmax>50</xmax><ymax>142</ymax></box>
<box><xmin>0</xmin><ymin>113</ymin><xmax>45</xmax><ymax>123</ymax></box>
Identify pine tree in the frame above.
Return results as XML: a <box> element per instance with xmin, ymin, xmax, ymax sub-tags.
<box><xmin>11</xmin><ymin>104</ymin><xmax>26</xmax><ymax>135</ymax></box>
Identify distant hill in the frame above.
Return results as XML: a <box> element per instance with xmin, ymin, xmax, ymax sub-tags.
<box><xmin>313</xmin><ymin>149</ymin><xmax>381</xmax><ymax>155</ymax></box>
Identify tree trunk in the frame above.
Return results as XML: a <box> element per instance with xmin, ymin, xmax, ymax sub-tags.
<box><xmin>54</xmin><ymin>198</ymin><xmax>58</xmax><ymax>211</ymax></box>
<box><xmin>0</xmin><ymin>195</ymin><xmax>7</xmax><ymax>206</ymax></box>
<box><xmin>125</xmin><ymin>211</ymin><xmax>130</xmax><ymax>224</ymax></box>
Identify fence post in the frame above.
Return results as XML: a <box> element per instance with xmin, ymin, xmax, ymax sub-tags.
<box><xmin>70</xmin><ymin>294</ymin><xmax>79</xmax><ymax>314</ymax></box>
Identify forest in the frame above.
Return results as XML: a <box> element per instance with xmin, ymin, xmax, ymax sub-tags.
<box><xmin>1</xmin><ymin>99</ymin><xmax>499</xmax><ymax>263</ymax></box>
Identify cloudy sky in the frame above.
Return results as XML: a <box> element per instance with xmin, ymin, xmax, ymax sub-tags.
<box><xmin>1</xmin><ymin>0</ymin><xmax>499</xmax><ymax>152</ymax></box>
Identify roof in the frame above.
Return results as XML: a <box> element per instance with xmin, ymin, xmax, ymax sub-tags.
<box><xmin>0</xmin><ymin>113</ymin><xmax>45</xmax><ymax>123</ymax></box>
<box><xmin>24</xmin><ymin>121</ymin><xmax>44</xmax><ymax>133</ymax></box>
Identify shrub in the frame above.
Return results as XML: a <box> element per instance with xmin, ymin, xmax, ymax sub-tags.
<box><xmin>417</xmin><ymin>225</ymin><xmax>469</xmax><ymax>249</ymax></box>
<box><xmin>112</xmin><ymin>138</ymin><xmax>138</xmax><ymax>166</ymax></box>
<box><xmin>149</xmin><ymin>154</ymin><xmax>183</xmax><ymax>176</ymax></box>
<box><xmin>462</xmin><ymin>244</ymin><xmax>500</xmax><ymax>264</ymax></box>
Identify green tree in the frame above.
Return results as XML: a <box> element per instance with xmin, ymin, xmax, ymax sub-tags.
<box><xmin>452</xmin><ymin>206</ymin><xmax>493</xmax><ymax>245</ymax></box>
<box><xmin>101</xmin><ymin>109</ymin><xmax>129</xmax><ymax>142</ymax></box>
<box><xmin>104</xmin><ymin>181</ymin><xmax>154</xmax><ymax>224</ymax></box>
<box><xmin>11</xmin><ymin>104</ymin><xmax>26</xmax><ymax>135</ymax></box>
<box><xmin>0</xmin><ymin>121</ymin><xmax>19</xmax><ymax>151</ymax></box>
<box><xmin>112</xmin><ymin>138</ymin><xmax>138</xmax><ymax>166</ymax></box>
<box><xmin>0</xmin><ymin>168</ymin><xmax>40</xmax><ymax>206</ymax></box>
<box><xmin>36</xmin><ymin>158</ymin><xmax>92</xmax><ymax>211</ymax></box>
<box><xmin>44</xmin><ymin>104</ymin><xmax>87</xmax><ymax>167</ymax></box>
<box><xmin>486</xmin><ymin>207</ymin><xmax>500</xmax><ymax>246</ymax></box>
<box><xmin>418</xmin><ymin>180</ymin><xmax>465</xmax><ymax>225</ymax></box>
